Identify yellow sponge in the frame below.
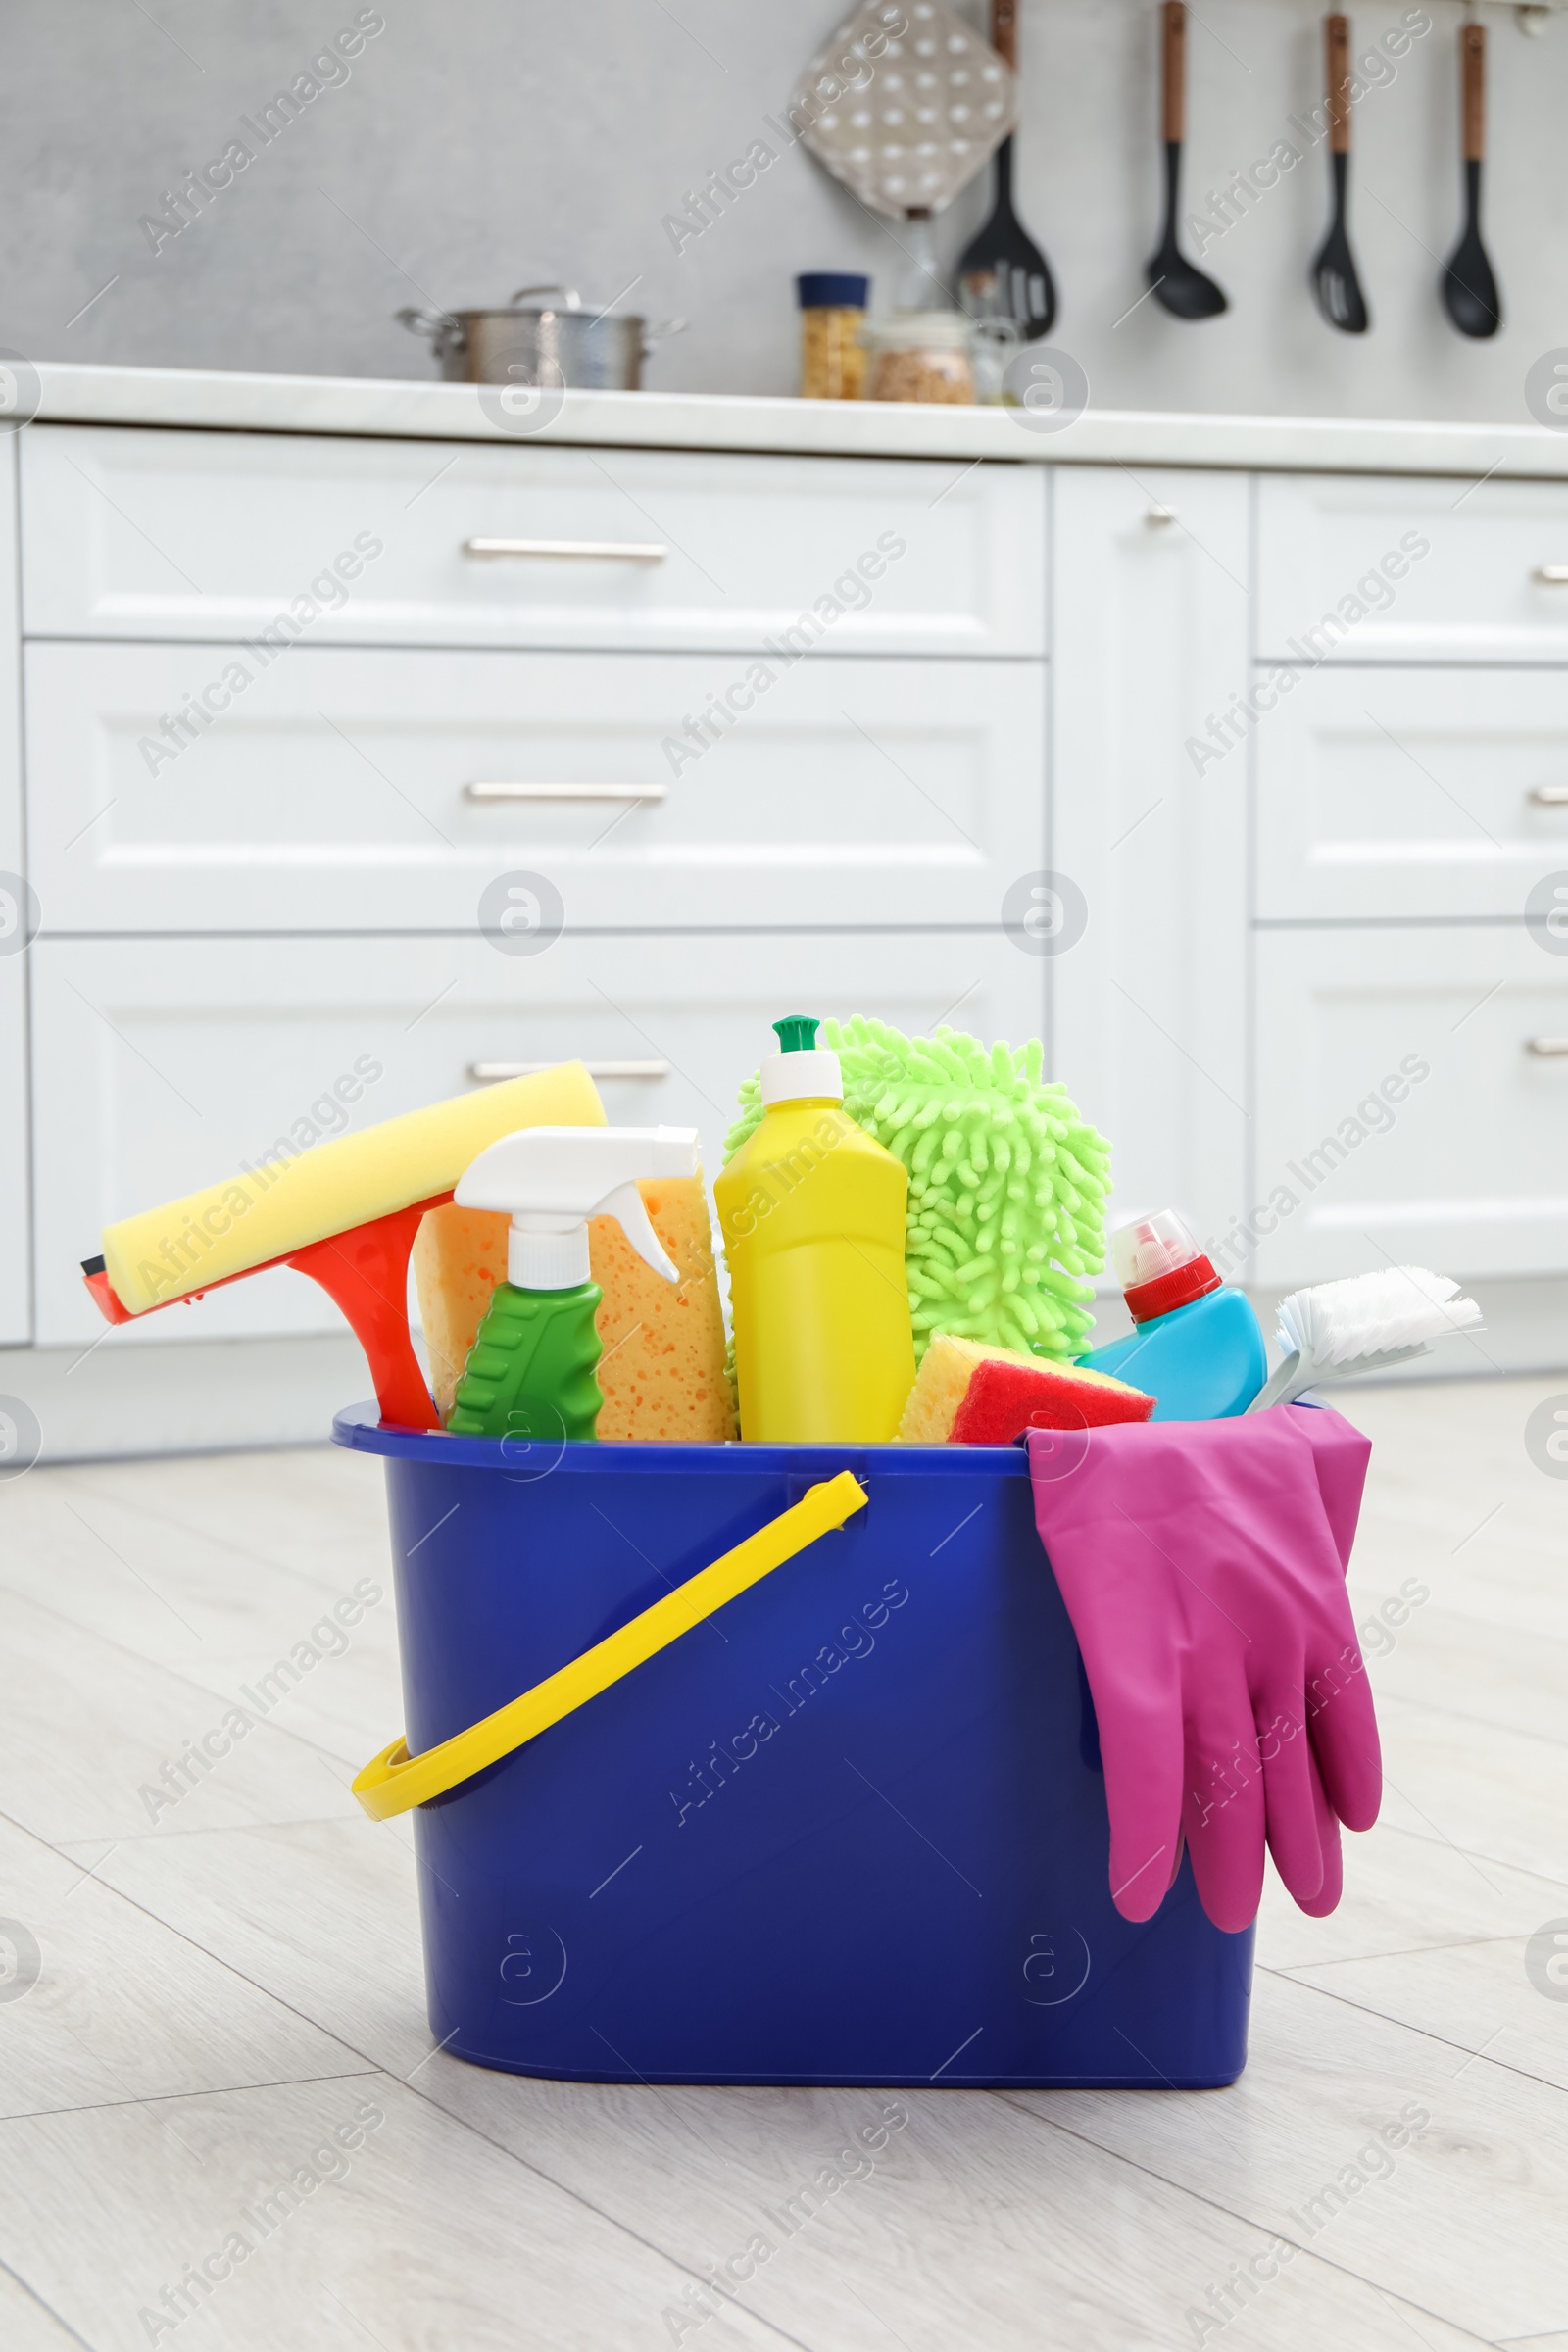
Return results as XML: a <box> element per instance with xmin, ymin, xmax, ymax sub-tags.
<box><xmin>413</xmin><ymin>1176</ymin><xmax>736</xmax><ymax>1442</ymax></box>
<box><xmin>102</xmin><ymin>1064</ymin><xmax>606</xmax><ymax>1317</ymax></box>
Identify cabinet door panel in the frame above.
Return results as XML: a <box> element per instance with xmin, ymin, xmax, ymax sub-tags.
<box><xmin>1051</xmin><ymin>466</ymin><xmax>1251</xmax><ymax>1253</ymax></box>
<box><xmin>0</xmin><ymin>955</ymin><xmax>26</xmax><ymax>1347</ymax></box>
<box><xmin>31</xmin><ymin>932</ymin><xmax>1045</xmax><ymax>1346</ymax></box>
<box><xmin>1252</xmin><ymin>927</ymin><xmax>1568</xmax><ymax>1287</ymax></box>
<box><xmin>0</xmin><ymin>440</ymin><xmax>25</xmax><ymax>1345</ymax></box>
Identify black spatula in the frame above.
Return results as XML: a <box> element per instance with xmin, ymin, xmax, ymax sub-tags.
<box><xmin>1149</xmin><ymin>1</ymin><xmax>1227</xmax><ymax>321</ymax></box>
<box><xmin>1442</xmin><ymin>20</ymin><xmax>1501</xmax><ymax>339</ymax></box>
<box><xmin>957</xmin><ymin>0</ymin><xmax>1055</xmax><ymax>338</ymax></box>
<box><xmin>1312</xmin><ymin>12</ymin><xmax>1369</xmax><ymax>333</ymax></box>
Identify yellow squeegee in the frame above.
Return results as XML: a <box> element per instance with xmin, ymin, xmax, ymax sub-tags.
<box><xmin>83</xmin><ymin>1063</ymin><xmax>606</xmax><ymax>1430</ymax></box>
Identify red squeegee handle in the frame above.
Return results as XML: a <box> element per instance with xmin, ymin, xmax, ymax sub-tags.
<box><xmin>82</xmin><ymin>1194</ymin><xmax>454</xmax><ymax>1434</ymax></box>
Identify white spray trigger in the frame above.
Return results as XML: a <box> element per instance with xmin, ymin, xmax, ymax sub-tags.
<box><xmin>455</xmin><ymin>1123</ymin><xmax>700</xmax><ymax>1292</ymax></box>
<box><xmin>598</xmin><ymin>1180</ymin><xmax>679</xmax><ymax>1285</ymax></box>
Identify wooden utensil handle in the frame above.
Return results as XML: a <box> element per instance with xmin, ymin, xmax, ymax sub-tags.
<box><xmin>991</xmin><ymin>0</ymin><xmax>1016</xmax><ymax>71</ymax></box>
<box><xmin>1462</xmin><ymin>21</ymin><xmax>1486</xmax><ymax>164</ymax></box>
<box><xmin>1163</xmin><ymin>0</ymin><xmax>1186</xmax><ymax>145</ymax></box>
<box><xmin>1326</xmin><ymin>13</ymin><xmax>1351</xmax><ymax>155</ymax></box>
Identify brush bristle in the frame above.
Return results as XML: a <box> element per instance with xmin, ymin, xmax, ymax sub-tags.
<box><xmin>1278</xmin><ymin>1266</ymin><xmax>1482</xmax><ymax>1367</ymax></box>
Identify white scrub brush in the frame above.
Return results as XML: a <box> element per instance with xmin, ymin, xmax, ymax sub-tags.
<box><xmin>1247</xmin><ymin>1266</ymin><xmax>1483</xmax><ymax>1411</ymax></box>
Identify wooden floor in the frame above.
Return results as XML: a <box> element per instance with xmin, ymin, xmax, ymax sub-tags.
<box><xmin>1</xmin><ymin>1379</ymin><xmax>1565</xmax><ymax>2351</ymax></box>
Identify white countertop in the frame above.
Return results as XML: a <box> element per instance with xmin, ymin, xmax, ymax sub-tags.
<box><xmin>29</xmin><ymin>359</ymin><xmax>1568</xmax><ymax>481</ymax></box>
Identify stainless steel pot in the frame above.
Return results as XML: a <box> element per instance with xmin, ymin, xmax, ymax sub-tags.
<box><xmin>396</xmin><ymin>284</ymin><xmax>684</xmax><ymax>391</ymax></box>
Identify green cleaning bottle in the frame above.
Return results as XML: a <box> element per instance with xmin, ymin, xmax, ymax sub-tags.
<box><xmin>445</xmin><ymin>1124</ymin><xmax>700</xmax><ymax>1442</ymax></box>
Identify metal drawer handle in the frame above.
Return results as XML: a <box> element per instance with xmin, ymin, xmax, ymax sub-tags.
<box><xmin>463</xmin><ymin>537</ymin><xmax>667</xmax><ymax>562</ymax></box>
<box><xmin>466</xmin><ymin>782</ymin><xmax>667</xmax><ymax>804</ymax></box>
<box><xmin>469</xmin><ymin>1059</ymin><xmax>670</xmax><ymax>1083</ymax></box>
<box><xmin>1534</xmin><ymin>565</ymin><xmax>1568</xmax><ymax>585</ymax></box>
<box><xmin>1526</xmin><ymin>1038</ymin><xmax>1568</xmax><ymax>1056</ymax></box>
<box><xmin>1529</xmin><ymin>785</ymin><xmax>1568</xmax><ymax>807</ymax></box>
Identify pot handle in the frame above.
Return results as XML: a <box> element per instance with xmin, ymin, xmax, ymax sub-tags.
<box><xmin>510</xmin><ymin>282</ymin><xmax>583</xmax><ymax>309</ymax></box>
<box><xmin>642</xmin><ymin>317</ymin><xmax>689</xmax><ymax>356</ymax></box>
<box><xmin>396</xmin><ymin>305</ymin><xmax>463</xmax><ymax>352</ymax></box>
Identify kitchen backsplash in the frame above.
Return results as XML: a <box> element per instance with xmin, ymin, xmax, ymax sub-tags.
<box><xmin>2</xmin><ymin>0</ymin><xmax>1564</xmax><ymax>423</ymax></box>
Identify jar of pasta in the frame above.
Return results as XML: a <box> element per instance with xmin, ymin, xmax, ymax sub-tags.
<box><xmin>797</xmin><ymin>273</ymin><xmax>869</xmax><ymax>401</ymax></box>
<box><xmin>861</xmin><ymin>312</ymin><xmax>976</xmax><ymax>406</ymax></box>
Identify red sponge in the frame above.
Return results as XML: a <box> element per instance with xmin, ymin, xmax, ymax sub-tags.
<box><xmin>899</xmin><ymin>1335</ymin><xmax>1154</xmax><ymax>1446</ymax></box>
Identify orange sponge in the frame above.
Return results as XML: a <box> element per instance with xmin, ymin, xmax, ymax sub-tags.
<box><xmin>588</xmin><ymin>1176</ymin><xmax>736</xmax><ymax>1444</ymax></box>
<box><xmin>898</xmin><ymin>1334</ymin><xmax>1153</xmax><ymax>1446</ymax></box>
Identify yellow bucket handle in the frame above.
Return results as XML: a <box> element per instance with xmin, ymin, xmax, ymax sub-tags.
<box><xmin>352</xmin><ymin>1471</ymin><xmax>869</xmax><ymax>1821</ymax></box>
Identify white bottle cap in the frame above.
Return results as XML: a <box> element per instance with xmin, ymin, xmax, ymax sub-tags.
<box><xmin>760</xmin><ymin>1048</ymin><xmax>844</xmax><ymax>1106</ymax></box>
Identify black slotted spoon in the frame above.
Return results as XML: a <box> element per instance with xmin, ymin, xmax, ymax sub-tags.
<box><xmin>957</xmin><ymin>0</ymin><xmax>1056</xmax><ymax>338</ymax></box>
<box><xmin>1312</xmin><ymin>13</ymin><xmax>1369</xmax><ymax>332</ymax></box>
<box><xmin>1442</xmin><ymin>19</ymin><xmax>1501</xmax><ymax>338</ymax></box>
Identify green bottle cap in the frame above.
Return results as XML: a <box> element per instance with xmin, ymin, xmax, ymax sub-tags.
<box><xmin>772</xmin><ymin>1015</ymin><xmax>819</xmax><ymax>1054</ymax></box>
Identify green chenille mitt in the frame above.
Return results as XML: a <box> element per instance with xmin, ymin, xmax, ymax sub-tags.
<box><xmin>722</xmin><ymin>1017</ymin><xmax>1111</xmax><ymax>1363</ymax></box>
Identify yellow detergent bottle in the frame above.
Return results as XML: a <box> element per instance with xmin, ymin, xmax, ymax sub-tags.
<box><xmin>716</xmin><ymin>1016</ymin><xmax>915</xmax><ymax>1443</ymax></box>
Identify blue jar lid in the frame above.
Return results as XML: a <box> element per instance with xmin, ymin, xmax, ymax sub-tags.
<box><xmin>797</xmin><ymin>272</ymin><xmax>869</xmax><ymax>309</ymax></box>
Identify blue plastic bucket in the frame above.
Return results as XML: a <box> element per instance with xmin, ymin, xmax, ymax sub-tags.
<box><xmin>334</xmin><ymin>1406</ymin><xmax>1253</xmax><ymax>2086</ymax></box>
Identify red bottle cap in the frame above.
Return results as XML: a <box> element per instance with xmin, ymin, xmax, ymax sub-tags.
<box><xmin>1123</xmin><ymin>1254</ymin><xmax>1223</xmax><ymax>1325</ymax></box>
<box><xmin>1110</xmin><ymin>1208</ymin><xmax>1223</xmax><ymax>1325</ymax></box>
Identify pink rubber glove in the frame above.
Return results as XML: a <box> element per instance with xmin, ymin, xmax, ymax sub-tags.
<box><xmin>1026</xmin><ymin>1404</ymin><xmax>1381</xmax><ymax>1935</ymax></box>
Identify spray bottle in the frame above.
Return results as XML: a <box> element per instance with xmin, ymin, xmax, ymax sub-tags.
<box><xmin>445</xmin><ymin>1125</ymin><xmax>700</xmax><ymax>1442</ymax></box>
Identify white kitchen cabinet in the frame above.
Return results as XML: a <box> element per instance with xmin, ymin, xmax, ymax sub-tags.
<box><xmin>1257</xmin><ymin>473</ymin><xmax>1568</xmax><ymax>664</ymax></box>
<box><xmin>12</xmin><ymin>380</ymin><xmax>1568</xmax><ymax>1439</ymax></box>
<box><xmin>0</xmin><ymin>438</ymin><xmax>26</xmax><ymax>1346</ymax></box>
<box><xmin>21</xmin><ymin>426</ymin><xmax>1047</xmax><ymax>659</ymax></box>
<box><xmin>1254</xmin><ymin>665</ymin><xmax>1568</xmax><ymax>921</ymax></box>
<box><xmin>1049</xmin><ymin>465</ymin><xmax>1251</xmax><ymax>1252</ymax></box>
<box><xmin>1251</xmin><ymin>924</ymin><xmax>1568</xmax><ymax>1289</ymax></box>
<box><xmin>24</xmin><ymin>642</ymin><xmax>1046</xmax><ymax>935</ymax></box>
<box><xmin>30</xmin><ymin>931</ymin><xmax>1046</xmax><ymax>1347</ymax></box>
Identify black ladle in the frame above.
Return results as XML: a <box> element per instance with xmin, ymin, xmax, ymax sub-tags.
<box><xmin>1442</xmin><ymin>21</ymin><xmax>1501</xmax><ymax>339</ymax></box>
<box><xmin>958</xmin><ymin>0</ymin><xmax>1055</xmax><ymax>338</ymax></box>
<box><xmin>1149</xmin><ymin>1</ymin><xmax>1227</xmax><ymax>321</ymax></box>
<box><xmin>1312</xmin><ymin>13</ymin><xmax>1369</xmax><ymax>332</ymax></box>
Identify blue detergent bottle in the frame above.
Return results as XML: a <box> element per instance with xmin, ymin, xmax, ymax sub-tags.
<box><xmin>1077</xmin><ymin>1209</ymin><xmax>1266</xmax><ymax>1421</ymax></box>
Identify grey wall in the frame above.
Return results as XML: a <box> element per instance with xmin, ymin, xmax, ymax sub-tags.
<box><xmin>4</xmin><ymin>0</ymin><xmax>1566</xmax><ymax>423</ymax></box>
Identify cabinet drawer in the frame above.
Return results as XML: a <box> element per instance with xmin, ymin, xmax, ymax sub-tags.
<box><xmin>1257</xmin><ymin>474</ymin><xmax>1568</xmax><ymax>663</ymax></box>
<box><xmin>30</xmin><ymin>931</ymin><xmax>1047</xmax><ymax>1345</ymax></box>
<box><xmin>1251</xmin><ymin>927</ymin><xmax>1568</xmax><ymax>1288</ymax></box>
<box><xmin>1255</xmin><ymin>666</ymin><xmax>1568</xmax><ymax>919</ymax></box>
<box><xmin>20</xmin><ymin>425</ymin><xmax>1045</xmax><ymax>658</ymax></box>
<box><xmin>24</xmin><ymin>643</ymin><xmax>1045</xmax><ymax>934</ymax></box>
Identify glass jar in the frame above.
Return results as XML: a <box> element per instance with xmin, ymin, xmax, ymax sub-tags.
<box><xmin>861</xmin><ymin>312</ymin><xmax>976</xmax><ymax>407</ymax></box>
<box><xmin>797</xmin><ymin>272</ymin><xmax>868</xmax><ymax>401</ymax></box>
